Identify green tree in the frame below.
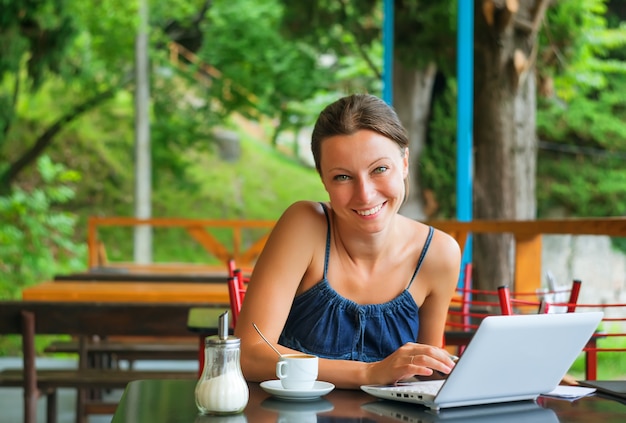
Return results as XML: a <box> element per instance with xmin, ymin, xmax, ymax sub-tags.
<box><xmin>0</xmin><ymin>0</ymin><xmax>136</xmax><ymax>193</ymax></box>
<box><xmin>0</xmin><ymin>156</ymin><xmax>84</xmax><ymax>299</ymax></box>
<box><xmin>536</xmin><ymin>0</ymin><xmax>626</xmax><ymax>219</ymax></box>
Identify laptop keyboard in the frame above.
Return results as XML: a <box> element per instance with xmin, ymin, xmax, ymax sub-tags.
<box><xmin>390</xmin><ymin>380</ymin><xmax>444</xmax><ymax>395</ymax></box>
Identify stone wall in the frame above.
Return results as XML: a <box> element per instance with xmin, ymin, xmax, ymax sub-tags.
<box><xmin>542</xmin><ymin>235</ymin><xmax>626</xmax><ymax>320</ymax></box>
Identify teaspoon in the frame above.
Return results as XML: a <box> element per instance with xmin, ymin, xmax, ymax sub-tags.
<box><xmin>252</xmin><ymin>322</ymin><xmax>283</xmax><ymax>358</ymax></box>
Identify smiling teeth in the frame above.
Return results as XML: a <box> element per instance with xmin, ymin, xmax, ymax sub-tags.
<box><xmin>357</xmin><ymin>204</ymin><xmax>383</xmax><ymax>216</ymax></box>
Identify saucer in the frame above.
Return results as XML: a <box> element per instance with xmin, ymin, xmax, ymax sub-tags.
<box><xmin>260</xmin><ymin>380</ymin><xmax>335</xmax><ymax>401</ymax></box>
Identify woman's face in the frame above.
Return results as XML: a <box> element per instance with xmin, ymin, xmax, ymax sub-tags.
<box><xmin>319</xmin><ymin>130</ymin><xmax>409</xmax><ymax>233</ymax></box>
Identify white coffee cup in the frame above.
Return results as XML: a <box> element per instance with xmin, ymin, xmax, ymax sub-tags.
<box><xmin>276</xmin><ymin>353</ymin><xmax>318</xmax><ymax>390</ymax></box>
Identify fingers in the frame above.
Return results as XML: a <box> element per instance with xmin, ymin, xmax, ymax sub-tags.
<box><xmin>368</xmin><ymin>344</ymin><xmax>458</xmax><ymax>385</ymax></box>
<box><xmin>405</xmin><ymin>344</ymin><xmax>456</xmax><ymax>375</ymax></box>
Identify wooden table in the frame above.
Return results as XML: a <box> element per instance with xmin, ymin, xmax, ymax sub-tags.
<box><xmin>111</xmin><ymin>379</ymin><xmax>626</xmax><ymax>423</ymax></box>
<box><xmin>22</xmin><ymin>281</ymin><xmax>230</xmax><ymax>304</ymax></box>
<box><xmin>53</xmin><ymin>272</ymin><xmax>227</xmax><ymax>282</ymax></box>
<box><xmin>21</xmin><ymin>281</ymin><xmax>230</xmax><ymax>380</ymax></box>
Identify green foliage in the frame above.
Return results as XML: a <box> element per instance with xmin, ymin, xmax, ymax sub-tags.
<box><xmin>55</xmin><ymin>0</ymin><xmax>141</xmax><ymax>86</ymax></box>
<box><xmin>394</xmin><ymin>1</ymin><xmax>457</xmax><ymax>72</ymax></box>
<box><xmin>199</xmin><ymin>0</ymin><xmax>333</xmax><ymax>118</ymax></box>
<box><xmin>419</xmin><ymin>78</ymin><xmax>457</xmax><ymax>218</ymax></box>
<box><xmin>537</xmin><ymin>154</ymin><xmax>626</xmax><ymax>216</ymax></box>
<box><xmin>279</xmin><ymin>0</ymin><xmax>382</xmax><ymax>91</ymax></box>
<box><xmin>535</xmin><ymin>0</ymin><xmax>626</xmax><ymax>243</ymax></box>
<box><xmin>540</xmin><ymin>0</ymin><xmax>626</xmax><ymax>98</ymax></box>
<box><xmin>0</xmin><ymin>0</ymin><xmax>78</xmax><ymax>88</ymax></box>
<box><xmin>0</xmin><ymin>156</ymin><xmax>85</xmax><ymax>300</ymax></box>
<box><xmin>0</xmin><ymin>0</ymin><xmax>78</xmax><ymax>156</ymax></box>
<box><xmin>97</xmin><ymin>125</ymin><xmax>328</xmax><ymax>264</ymax></box>
<box><xmin>1</xmin><ymin>0</ymin><xmax>625</xmax><ymax>272</ymax></box>
<box><xmin>538</xmin><ymin>75</ymin><xmax>626</xmax><ymax>149</ymax></box>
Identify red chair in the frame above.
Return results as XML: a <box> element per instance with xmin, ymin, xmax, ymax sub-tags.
<box><xmin>226</xmin><ymin>259</ymin><xmax>249</xmax><ymax>328</ymax></box>
<box><xmin>495</xmin><ymin>280</ymin><xmax>623</xmax><ymax>381</ymax></box>
<box><xmin>497</xmin><ymin>280</ymin><xmax>582</xmax><ymax>316</ymax></box>
<box><xmin>497</xmin><ymin>285</ymin><xmax>549</xmax><ymax>315</ymax></box>
<box><xmin>445</xmin><ymin>264</ymin><xmax>505</xmax><ymax>354</ymax></box>
<box><xmin>446</xmin><ymin>279</ymin><xmax>582</xmax><ymax>357</ymax></box>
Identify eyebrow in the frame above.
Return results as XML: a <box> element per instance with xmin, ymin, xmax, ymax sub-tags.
<box><xmin>326</xmin><ymin>157</ymin><xmax>394</xmax><ymax>173</ymax></box>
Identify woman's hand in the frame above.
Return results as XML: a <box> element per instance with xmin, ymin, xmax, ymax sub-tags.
<box><xmin>365</xmin><ymin>343</ymin><xmax>457</xmax><ymax>385</ymax></box>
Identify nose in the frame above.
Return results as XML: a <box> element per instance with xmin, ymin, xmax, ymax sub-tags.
<box><xmin>354</xmin><ymin>176</ymin><xmax>375</xmax><ymax>203</ymax></box>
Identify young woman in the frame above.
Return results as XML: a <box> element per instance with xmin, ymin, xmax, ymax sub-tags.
<box><xmin>235</xmin><ymin>94</ymin><xmax>461</xmax><ymax>389</ymax></box>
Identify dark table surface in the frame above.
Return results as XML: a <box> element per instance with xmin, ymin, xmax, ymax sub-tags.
<box><xmin>111</xmin><ymin>378</ymin><xmax>626</xmax><ymax>423</ymax></box>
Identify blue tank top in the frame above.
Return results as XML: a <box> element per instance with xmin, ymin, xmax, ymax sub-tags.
<box><xmin>278</xmin><ymin>204</ymin><xmax>434</xmax><ymax>362</ymax></box>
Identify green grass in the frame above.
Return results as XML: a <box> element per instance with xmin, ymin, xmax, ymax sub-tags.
<box><xmin>569</xmin><ymin>326</ymin><xmax>626</xmax><ymax>380</ymax></box>
<box><xmin>97</xmin><ymin>127</ymin><xmax>328</xmax><ymax>264</ymax></box>
<box><xmin>0</xmin><ymin>334</ymin><xmax>71</xmax><ymax>356</ymax></box>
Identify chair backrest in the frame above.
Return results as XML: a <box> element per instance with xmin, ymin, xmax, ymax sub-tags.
<box><xmin>445</xmin><ymin>264</ymin><xmax>505</xmax><ymax>355</ymax></box>
<box><xmin>497</xmin><ymin>279</ymin><xmax>582</xmax><ymax>316</ymax></box>
<box><xmin>497</xmin><ymin>285</ymin><xmax>547</xmax><ymax>315</ymax></box>
<box><xmin>500</xmin><ymin>279</ymin><xmax>626</xmax><ymax>381</ymax></box>
<box><xmin>226</xmin><ymin>259</ymin><xmax>249</xmax><ymax>327</ymax></box>
<box><xmin>446</xmin><ymin>264</ymin><xmax>503</xmax><ymax>333</ymax></box>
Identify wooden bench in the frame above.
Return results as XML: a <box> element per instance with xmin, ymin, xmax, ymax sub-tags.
<box><xmin>0</xmin><ymin>301</ymin><xmax>225</xmax><ymax>423</ymax></box>
<box><xmin>43</xmin><ymin>337</ymin><xmax>200</xmax><ymax>369</ymax></box>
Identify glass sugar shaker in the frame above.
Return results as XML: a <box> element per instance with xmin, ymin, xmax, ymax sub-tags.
<box><xmin>195</xmin><ymin>311</ymin><xmax>249</xmax><ymax>415</ymax></box>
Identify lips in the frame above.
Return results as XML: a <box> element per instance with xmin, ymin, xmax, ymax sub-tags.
<box><xmin>355</xmin><ymin>203</ymin><xmax>384</xmax><ymax>216</ymax></box>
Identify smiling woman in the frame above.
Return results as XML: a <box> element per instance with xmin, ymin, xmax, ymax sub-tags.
<box><xmin>235</xmin><ymin>94</ymin><xmax>461</xmax><ymax>390</ymax></box>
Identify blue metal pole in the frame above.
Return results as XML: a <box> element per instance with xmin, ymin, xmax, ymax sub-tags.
<box><xmin>456</xmin><ymin>0</ymin><xmax>474</xmax><ymax>287</ymax></box>
<box><xmin>382</xmin><ymin>0</ymin><xmax>394</xmax><ymax>105</ymax></box>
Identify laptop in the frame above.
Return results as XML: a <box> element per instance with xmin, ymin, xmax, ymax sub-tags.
<box><xmin>577</xmin><ymin>380</ymin><xmax>626</xmax><ymax>401</ymax></box>
<box><xmin>361</xmin><ymin>399</ymin><xmax>559</xmax><ymax>423</ymax></box>
<box><xmin>361</xmin><ymin>312</ymin><xmax>603</xmax><ymax>410</ymax></box>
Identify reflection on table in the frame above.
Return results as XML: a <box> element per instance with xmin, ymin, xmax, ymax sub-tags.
<box><xmin>111</xmin><ymin>379</ymin><xmax>626</xmax><ymax>423</ymax></box>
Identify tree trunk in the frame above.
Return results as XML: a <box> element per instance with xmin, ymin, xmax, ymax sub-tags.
<box><xmin>473</xmin><ymin>0</ymin><xmax>541</xmax><ymax>291</ymax></box>
<box><xmin>0</xmin><ymin>85</ymin><xmax>122</xmax><ymax>195</ymax></box>
<box><xmin>394</xmin><ymin>59</ymin><xmax>438</xmax><ymax>220</ymax></box>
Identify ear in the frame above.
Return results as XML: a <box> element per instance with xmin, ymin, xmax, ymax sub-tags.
<box><xmin>402</xmin><ymin>147</ymin><xmax>409</xmax><ymax>179</ymax></box>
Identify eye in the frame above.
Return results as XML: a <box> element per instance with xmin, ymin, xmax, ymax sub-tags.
<box><xmin>373</xmin><ymin>166</ymin><xmax>388</xmax><ymax>174</ymax></box>
<box><xmin>333</xmin><ymin>174</ymin><xmax>350</xmax><ymax>181</ymax></box>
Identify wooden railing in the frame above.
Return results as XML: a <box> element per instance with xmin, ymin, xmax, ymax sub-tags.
<box><xmin>87</xmin><ymin>216</ymin><xmax>275</xmax><ymax>272</ymax></box>
<box><xmin>427</xmin><ymin>218</ymin><xmax>626</xmax><ymax>293</ymax></box>
<box><xmin>88</xmin><ymin>216</ymin><xmax>626</xmax><ymax>291</ymax></box>
<box><xmin>168</xmin><ymin>41</ymin><xmax>259</xmax><ymax>107</ymax></box>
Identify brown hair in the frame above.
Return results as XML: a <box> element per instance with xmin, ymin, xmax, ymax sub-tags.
<box><xmin>311</xmin><ymin>94</ymin><xmax>409</xmax><ymax>174</ymax></box>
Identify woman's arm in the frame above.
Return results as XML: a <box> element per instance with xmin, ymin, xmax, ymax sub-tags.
<box><xmin>416</xmin><ymin>229</ymin><xmax>462</xmax><ymax>347</ymax></box>
<box><xmin>235</xmin><ymin>201</ymin><xmax>324</xmax><ymax>382</ymax></box>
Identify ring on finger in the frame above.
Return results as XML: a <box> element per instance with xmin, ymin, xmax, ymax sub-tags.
<box><xmin>410</xmin><ymin>355</ymin><xmax>415</xmax><ymax>365</ymax></box>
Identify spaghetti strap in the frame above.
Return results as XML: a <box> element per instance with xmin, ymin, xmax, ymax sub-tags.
<box><xmin>407</xmin><ymin>226</ymin><xmax>434</xmax><ymax>289</ymax></box>
<box><xmin>279</xmin><ymin>202</ymin><xmax>421</xmax><ymax>362</ymax></box>
<box><xmin>319</xmin><ymin>203</ymin><xmax>331</xmax><ymax>281</ymax></box>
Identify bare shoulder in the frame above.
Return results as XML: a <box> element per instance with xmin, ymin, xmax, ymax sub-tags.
<box><xmin>401</xmin><ymin>217</ymin><xmax>461</xmax><ymax>262</ymax></box>
<box><xmin>431</xmin><ymin>227</ymin><xmax>462</xmax><ymax>261</ymax></box>
<box><xmin>429</xmin><ymin>227</ymin><xmax>461</xmax><ymax>273</ymax></box>
<box><xmin>402</xmin><ymin>219</ymin><xmax>461</xmax><ymax>288</ymax></box>
<box><xmin>249</xmin><ymin>201</ymin><xmax>328</xmax><ymax>293</ymax></box>
<box><xmin>262</xmin><ymin>201</ymin><xmax>327</xmax><ymax>253</ymax></box>
<box><xmin>275</xmin><ymin>200</ymin><xmax>327</xmax><ymax>231</ymax></box>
